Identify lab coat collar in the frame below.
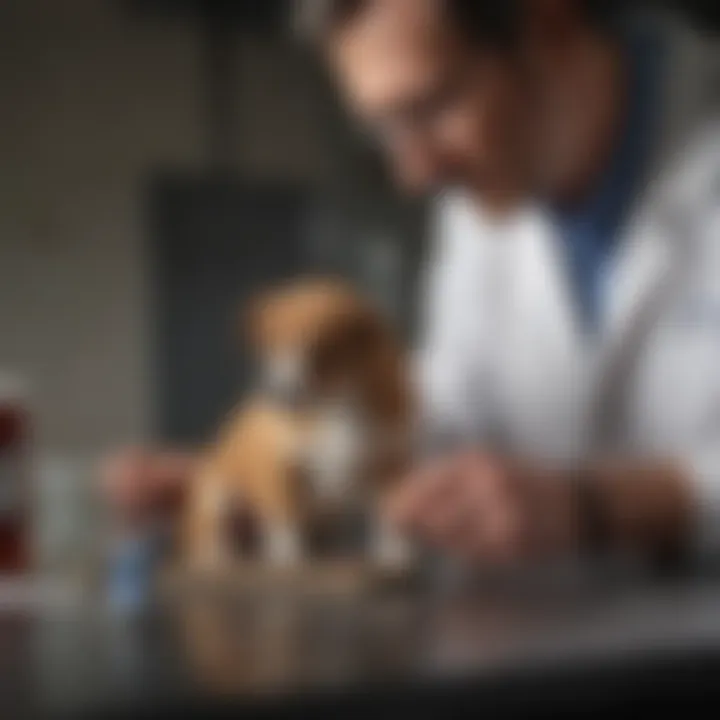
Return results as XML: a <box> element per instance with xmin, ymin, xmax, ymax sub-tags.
<box><xmin>587</xmin><ymin>11</ymin><xmax>715</xmax><ymax>451</ymax></box>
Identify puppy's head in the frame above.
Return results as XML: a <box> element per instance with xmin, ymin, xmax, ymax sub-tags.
<box><xmin>245</xmin><ymin>278</ymin><xmax>401</xmax><ymax>410</ymax></box>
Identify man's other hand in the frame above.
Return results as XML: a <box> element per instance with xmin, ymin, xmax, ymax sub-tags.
<box><xmin>383</xmin><ymin>451</ymin><xmax>579</xmax><ymax>565</ymax></box>
<box><xmin>99</xmin><ymin>448</ymin><xmax>196</xmax><ymax>527</ymax></box>
<box><xmin>384</xmin><ymin>450</ymin><xmax>692</xmax><ymax>566</ymax></box>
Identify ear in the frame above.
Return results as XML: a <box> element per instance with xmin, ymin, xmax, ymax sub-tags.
<box><xmin>342</xmin><ymin>306</ymin><xmax>389</xmax><ymax>355</ymax></box>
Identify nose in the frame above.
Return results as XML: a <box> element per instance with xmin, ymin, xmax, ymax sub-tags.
<box><xmin>263</xmin><ymin>352</ymin><xmax>308</xmax><ymax>407</ymax></box>
<box><xmin>390</xmin><ymin>134</ymin><xmax>447</xmax><ymax>196</ymax></box>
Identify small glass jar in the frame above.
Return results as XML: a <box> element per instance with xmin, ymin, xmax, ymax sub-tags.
<box><xmin>0</xmin><ymin>372</ymin><xmax>32</xmax><ymax>575</ymax></box>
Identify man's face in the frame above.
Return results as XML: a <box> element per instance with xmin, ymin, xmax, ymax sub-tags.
<box><xmin>328</xmin><ymin>0</ymin><xmax>528</xmax><ymax>207</ymax></box>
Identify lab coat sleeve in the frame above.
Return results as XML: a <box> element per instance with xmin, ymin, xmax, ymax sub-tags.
<box><xmin>676</xmin><ymin>132</ymin><xmax>720</xmax><ymax>556</ymax></box>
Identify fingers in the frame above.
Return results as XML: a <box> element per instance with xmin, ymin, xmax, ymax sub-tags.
<box><xmin>98</xmin><ymin>448</ymin><xmax>192</xmax><ymax>526</ymax></box>
<box><xmin>384</xmin><ymin>459</ymin><xmax>447</xmax><ymax>538</ymax></box>
<box><xmin>383</xmin><ymin>451</ymin><xmax>527</xmax><ymax>565</ymax></box>
<box><xmin>100</xmin><ymin>448</ymin><xmax>151</xmax><ymax>517</ymax></box>
<box><xmin>385</xmin><ymin>455</ymin><xmax>462</xmax><ymax>532</ymax></box>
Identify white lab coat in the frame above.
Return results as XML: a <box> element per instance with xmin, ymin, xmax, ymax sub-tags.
<box><xmin>416</xmin><ymin>13</ymin><xmax>720</xmax><ymax>554</ymax></box>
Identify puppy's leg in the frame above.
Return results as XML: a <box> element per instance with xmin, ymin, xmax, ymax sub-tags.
<box><xmin>369</xmin><ymin>449</ymin><xmax>416</xmax><ymax>572</ymax></box>
<box><xmin>370</xmin><ymin>516</ymin><xmax>415</xmax><ymax>571</ymax></box>
<box><xmin>256</xmin><ymin>462</ymin><xmax>306</xmax><ymax>568</ymax></box>
<box><xmin>264</xmin><ymin>521</ymin><xmax>303</xmax><ymax>567</ymax></box>
<box><xmin>185</xmin><ymin>473</ymin><xmax>233</xmax><ymax>571</ymax></box>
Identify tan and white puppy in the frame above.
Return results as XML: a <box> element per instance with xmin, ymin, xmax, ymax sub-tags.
<box><xmin>183</xmin><ymin>278</ymin><xmax>414</xmax><ymax>572</ymax></box>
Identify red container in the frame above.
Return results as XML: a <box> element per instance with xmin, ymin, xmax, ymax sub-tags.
<box><xmin>0</xmin><ymin>375</ymin><xmax>31</xmax><ymax>574</ymax></box>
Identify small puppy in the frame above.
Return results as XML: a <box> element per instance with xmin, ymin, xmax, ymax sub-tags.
<box><xmin>183</xmin><ymin>278</ymin><xmax>414</xmax><ymax>572</ymax></box>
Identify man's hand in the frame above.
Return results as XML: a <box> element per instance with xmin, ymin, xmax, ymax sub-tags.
<box><xmin>383</xmin><ymin>450</ymin><xmax>692</xmax><ymax>566</ymax></box>
<box><xmin>383</xmin><ymin>451</ymin><xmax>578</xmax><ymax>565</ymax></box>
<box><xmin>99</xmin><ymin>448</ymin><xmax>197</xmax><ymax>528</ymax></box>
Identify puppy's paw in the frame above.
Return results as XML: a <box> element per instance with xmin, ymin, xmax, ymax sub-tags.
<box><xmin>185</xmin><ymin>480</ymin><xmax>234</xmax><ymax>573</ymax></box>
<box><xmin>371</xmin><ymin>522</ymin><xmax>415</xmax><ymax>573</ymax></box>
<box><xmin>265</xmin><ymin>525</ymin><xmax>303</xmax><ymax>568</ymax></box>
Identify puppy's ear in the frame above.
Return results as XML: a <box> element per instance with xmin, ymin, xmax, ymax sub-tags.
<box><xmin>328</xmin><ymin>305</ymin><xmax>389</xmax><ymax>363</ymax></box>
<box><xmin>344</xmin><ymin>309</ymin><xmax>386</xmax><ymax>352</ymax></box>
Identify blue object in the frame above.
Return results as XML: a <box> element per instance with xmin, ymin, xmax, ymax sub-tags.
<box><xmin>550</xmin><ymin>20</ymin><xmax>666</xmax><ymax>333</ymax></box>
<box><xmin>108</xmin><ymin>531</ymin><xmax>165</xmax><ymax>614</ymax></box>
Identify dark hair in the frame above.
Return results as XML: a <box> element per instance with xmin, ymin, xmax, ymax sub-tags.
<box><xmin>297</xmin><ymin>0</ymin><xmax>624</xmax><ymax>48</ymax></box>
<box><xmin>297</xmin><ymin>0</ymin><xmax>520</xmax><ymax>48</ymax></box>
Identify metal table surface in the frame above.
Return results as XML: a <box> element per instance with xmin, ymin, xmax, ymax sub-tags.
<box><xmin>3</xmin><ymin>571</ymin><xmax>720</xmax><ymax>719</ymax></box>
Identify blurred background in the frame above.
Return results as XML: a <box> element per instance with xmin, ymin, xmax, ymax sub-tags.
<box><xmin>0</xmin><ymin>0</ymin><xmax>431</xmax><ymax>577</ymax></box>
<box><xmin>0</xmin><ymin>0</ymin><xmax>717</xmax><ymax>575</ymax></box>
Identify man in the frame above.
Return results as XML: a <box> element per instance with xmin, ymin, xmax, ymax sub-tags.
<box><xmin>104</xmin><ymin>0</ymin><xmax>719</xmax><ymax>570</ymax></box>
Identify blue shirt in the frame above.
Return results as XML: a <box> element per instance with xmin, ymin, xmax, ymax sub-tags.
<box><xmin>551</xmin><ymin>22</ymin><xmax>666</xmax><ymax>333</ymax></box>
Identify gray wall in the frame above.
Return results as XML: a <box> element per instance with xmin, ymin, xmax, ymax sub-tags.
<box><xmin>0</xmin><ymin>0</ymin><xmax>347</xmax><ymax>457</ymax></box>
